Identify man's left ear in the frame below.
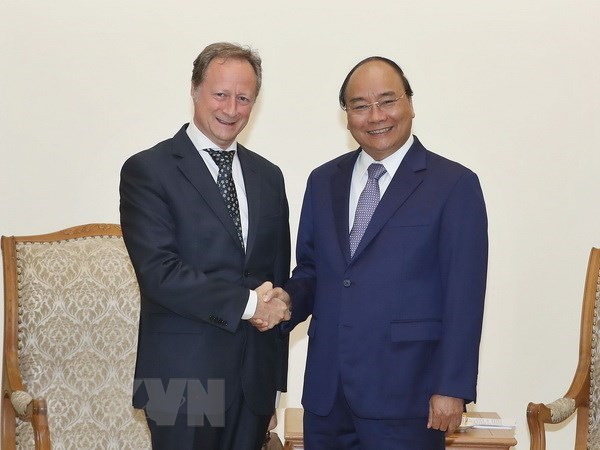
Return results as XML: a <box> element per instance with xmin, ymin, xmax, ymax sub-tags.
<box><xmin>190</xmin><ymin>83</ymin><xmax>199</xmax><ymax>101</ymax></box>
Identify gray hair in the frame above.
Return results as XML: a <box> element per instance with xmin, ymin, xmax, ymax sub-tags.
<box><xmin>191</xmin><ymin>42</ymin><xmax>262</xmax><ymax>96</ymax></box>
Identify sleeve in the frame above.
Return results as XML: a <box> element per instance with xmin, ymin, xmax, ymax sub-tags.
<box><xmin>281</xmin><ymin>174</ymin><xmax>317</xmax><ymax>333</ymax></box>
<box><xmin>241</xmin><ymin>290</ymin><xmax>258</xmax><ymax>319</ymax></box>
<box><xmin>273</xmin><ymin>169</ymin><xmax>291</xmax><ymax>392</ymax></box>
<box><xmin>434</xmin><ymin>170</ymin><xmax>488</xmax><ymax>403</ymax></box>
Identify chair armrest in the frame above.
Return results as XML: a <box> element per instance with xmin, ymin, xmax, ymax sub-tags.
<box><xmin>11</xmin><ymin>390</ymin><xmax>33</xmax><ymax>417</ymax></box>
<box><xmin>527</xmin><ymin>397</ymin><xmax>576</xmax><ymax>450</ymax></box>
<box><xmin>3</xmin><ymin>389</ymin><xmax>50</xmax><ymax>450</ymax></box>
<box><xmin>545</xmin><ymin>397</ymin><xmax>577</xmax><ymax>423</ymax></box>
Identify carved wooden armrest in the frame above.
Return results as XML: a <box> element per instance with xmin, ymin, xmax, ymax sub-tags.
<box><xmin>527</xmin><ymin>397</ymin><xmax>577</xmax><ymax>450</ymax></box>
<box><xmin>528</xmin><ymin>397</ymin><xmax>576</xmax><ymax>424</ymax></box>
<box><xmin>3</xmin><ymin>387</ymin><xmax>50</xmax><ymax>449</ymax></box>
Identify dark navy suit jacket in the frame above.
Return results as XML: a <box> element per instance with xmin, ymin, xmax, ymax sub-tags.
<box><xmin>284</xmin><ymin>136</ymin><xmax>488</xmax><ymax>419</ymax></box>
<box><xmin>120</xmin><ymin>124</ymin><xmax>290</xmax><ymax>417</ymax></box>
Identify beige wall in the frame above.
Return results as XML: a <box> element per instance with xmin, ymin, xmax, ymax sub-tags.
<box><xmin>2</xmin><ymin>0</ymin><xmax>600</xmax><ymax>447</ymax></box>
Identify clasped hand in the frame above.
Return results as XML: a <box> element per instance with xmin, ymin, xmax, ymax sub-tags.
<box><xmin>249</xmin><ymin>281</ymin><xmax>291</xmax><ymax>332</ymax></box>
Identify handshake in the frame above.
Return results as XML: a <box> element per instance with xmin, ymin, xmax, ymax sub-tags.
<box><xmin>250</xmin><ymin>281</ymin><xmax>291</xmax><ymax>332</ymax></box>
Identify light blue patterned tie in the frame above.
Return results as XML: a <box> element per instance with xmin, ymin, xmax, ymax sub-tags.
<box><xmin>204</xmin><ymin>149</ymin><xmax>244</xmax><ymax>247</ymax></box>
<box><xmin>349</xmin><ymin>163</ymin><xmax>387</xmax><ymax>257</ymax></box>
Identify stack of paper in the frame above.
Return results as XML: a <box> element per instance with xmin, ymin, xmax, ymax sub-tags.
<box><xmin>461</xmin><ymin>415</ymin><xmax>516</xmax><ymax>430</ymax></box>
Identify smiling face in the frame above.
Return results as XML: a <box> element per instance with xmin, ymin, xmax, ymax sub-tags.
<box><xmin>344</xmin><ymin>60</ymin><xmax>415</xmax><ymax>160</ymax></box>
<box><xmin>191</xmin><ymin>57</ymin><xmax>257</xmax><ymax>149</ymax></box>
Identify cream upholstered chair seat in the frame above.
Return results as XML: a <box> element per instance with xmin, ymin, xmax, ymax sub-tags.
<box><xmin>2</xmin><ymin>224</ymin><xmax>151</xmax><ymax>449</ymax></box>
<box><xmin>527</xmin><ymin>248</ymin><xmax>600</xmax><ymax>449</ymax></box>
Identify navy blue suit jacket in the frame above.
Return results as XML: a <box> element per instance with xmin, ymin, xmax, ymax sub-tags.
<box><xmin>120</xmin><ymin>125</ymin><xmax>290</xmax><ymax>416</ymax></box>
<box><xmin>284</xmin><ymin>136</ymin><xmax>488</xmax><ymax>419</ymax></box>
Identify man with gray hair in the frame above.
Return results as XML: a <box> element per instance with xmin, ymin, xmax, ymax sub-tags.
<box><xmin>120</xmin><ymin>42</ymin><xmax>290</xmax><ymax>449</ymax></box>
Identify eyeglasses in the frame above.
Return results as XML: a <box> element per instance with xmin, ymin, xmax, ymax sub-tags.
<box><xmin>343</xmin><ymin>93</ymin><xmax>406</xmax><ymax>114</ymax></box>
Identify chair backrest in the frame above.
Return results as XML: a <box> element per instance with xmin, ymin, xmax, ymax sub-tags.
<box><xmin>587</xmin><ymin>248</ymin><xmax>600</xmax><ymax>448</ymax></box>
<box><xmin>2</xmin><ymin>224</ymin><xmax>151</xmax><ymax>449</ymax></box>
<box><xmin>563</xmin><ymin>247</ymin><xmax>600</xmax><ymax>449</ymax></box>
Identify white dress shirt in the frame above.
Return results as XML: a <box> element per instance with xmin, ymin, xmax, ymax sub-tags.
<box><xmin>186</xmin><ymin>121</ymin><xmax>257</xmax><ymax>320</ymax></box>
<box><xmin>349</xmin><ymin>135</ymin><xmax>414</xmax><ymax>230</ymax></box>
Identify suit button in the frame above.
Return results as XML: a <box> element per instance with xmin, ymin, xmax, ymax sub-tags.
<box><xmin>244</xmin><ymin>271</ymin><xmax>251</xmax><ymax>277</ymax></box>
<box><xmin>343</xmin><ymin>279</ymin><xmax>351</xmax><ymax>287</ymax></box>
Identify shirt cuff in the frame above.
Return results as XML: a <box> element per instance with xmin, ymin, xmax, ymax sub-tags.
<box><xmin>242</xmin><ymin>289</ymin><xmax>258</xmax><ymax>320</ymax></box>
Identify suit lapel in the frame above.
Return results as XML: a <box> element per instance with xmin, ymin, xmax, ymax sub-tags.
<box><xmin>172</xmin><ymin>126</ymin><xmax>244</xmax><ymax>253</ymax></box>
<box><xmin>237</xmin><ymin>144</ymin><xmax>260</xmax><ymax>259</ymax></box>
<box><xmin>331</xmin><ymin>151</ymin><xmax>360</xmax><ymax>266</ymax></box>
<box><xmin>350</xmin><ymin>138</ymin><xmax>427</xmax><ymax>261</ymax></box>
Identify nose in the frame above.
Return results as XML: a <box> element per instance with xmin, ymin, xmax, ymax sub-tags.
<box><xmin>367</xmin><ymin>104</ymin><xmax>386</xmax><ymax>122</ymax></box>
<box><xmin>222</xmin><ymin>97</ymin><xmax>238</xmax><ymax>116</ymax></box>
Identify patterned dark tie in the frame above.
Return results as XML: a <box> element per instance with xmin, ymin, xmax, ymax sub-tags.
<box><xmin>349</xmin><ymin>163</ymin><xmax>387</xmax><ymax>257</ymax></box>
<box><xmin>204</xmin><ymin>149</ymin><xmax>244</xmax><ymax>248</ymax></box>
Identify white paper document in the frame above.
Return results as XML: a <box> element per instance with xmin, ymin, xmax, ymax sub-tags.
<box><xmin>461</xmin><ymin>415</ymin><xmax>516</xmax><ymax>429</ymax></box>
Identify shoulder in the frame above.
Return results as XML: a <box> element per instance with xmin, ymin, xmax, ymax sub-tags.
<box><xmin>420</xmin><ymin>149</ymin><xmax>484</xmax><ymax>203</ymax></box>
<box><xmin>405</xmin><ymin>137</ymin><xmax>484</xmax><ymax>199</ymax></box>
<box><xmin>310</xmin><ymin>150</ymin><xmax>359</xmax><ymax>178</ymax></box>
<box><xmin>426</xmin><ymin>150</ymin><xmax>476</xmax><ymax>177</ymax></box>
<box><xmin>239</xmin><ymin>145</ymin><xmax>279</xmax><ymax>168</ymax></box>
<box><xmin>238</xmin><ymin>144</ymin><xmax>284</xmax><ymax>179</ymax></box>
<box><xmin>414</xmin><ymin>137</ymin><xmax>478</xmax><ymax>183</ymax></box>
<box><xmin>121</xmin><ymin>125</ymin><xmax>188</xmax><ymax>173</ymax></box>
<box><xmin>125</xmin><ymin>139</ymin><xmax>171</xmax><ymax>164</ymax></box>
<box><xmin>121</xmin><ymin>142</ymin><xmax>172</xmax><ymax>184</ymax></box>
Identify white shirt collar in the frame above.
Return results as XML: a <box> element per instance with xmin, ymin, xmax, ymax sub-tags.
<box><xmin>186</xmin><ymin>120</ymin><xmax>237</xmax><ymax>153</ymax></box>
<box><xmin>355</xmin><ymin>134</ymin><xmax>414</xmax><ymax>179</ymax></box>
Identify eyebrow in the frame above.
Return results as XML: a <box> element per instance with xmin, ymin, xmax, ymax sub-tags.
<box><xmin>348</xmin><ymin>91</ymin><xmax>397</xmax><ymax>104</ymax></box>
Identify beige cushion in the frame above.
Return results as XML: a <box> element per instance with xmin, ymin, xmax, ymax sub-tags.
<box><xmin>14</xmin><ymin>236</ymin><xmax>151</xmax><ymax>449</ymax></box>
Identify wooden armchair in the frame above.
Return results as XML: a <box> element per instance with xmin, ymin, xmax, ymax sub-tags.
<box><xmin>2</xmin><ymin>224</ymin><xmax>151</xmax><ymax>449</ymax></box>
<box><xmin>527</xmin><ymin>247</ymin><xmax>600</xmax><ymax>449</ymax></box>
